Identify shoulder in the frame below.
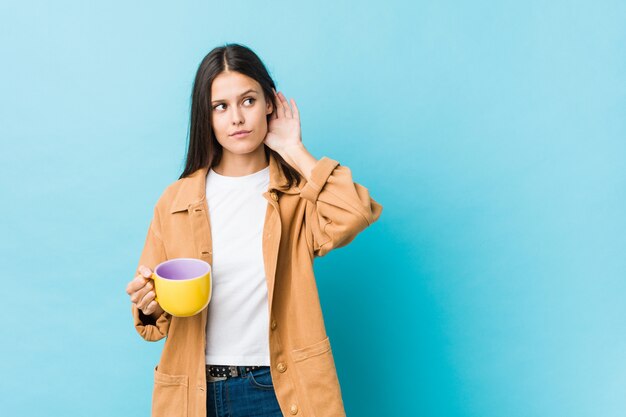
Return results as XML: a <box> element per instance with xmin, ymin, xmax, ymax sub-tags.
<box><xmin>152</xmin><ymin>167</ymin><xmax>207</xmax><ymax>214</ymax></box>
<box><xmin>156</xmin><ymin>179</ymin><xmax>184</xmax><ymax>205</ymax></box>
<box><xmin>148</xmin><ymin>179</ymin><xmax>182</xmax><ymax>217</ymax></box>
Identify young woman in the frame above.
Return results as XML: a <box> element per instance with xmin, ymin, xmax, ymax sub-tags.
<box><xmin>125</xmin><ymin>43</ymin><xmax>383</xmax><ymax>417</ymax></box>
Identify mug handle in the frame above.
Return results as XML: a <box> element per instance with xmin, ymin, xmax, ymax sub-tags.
<box><xmin>149</xmin><ymin>272</ymin><xmax>158</xmax><ymax>303</ymax></box>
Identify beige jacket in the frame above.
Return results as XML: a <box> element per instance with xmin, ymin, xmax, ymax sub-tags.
<box><xmin>132</xmin><ymin>152</ymin><xmax>383</xmax><ymax>417</ymax></box>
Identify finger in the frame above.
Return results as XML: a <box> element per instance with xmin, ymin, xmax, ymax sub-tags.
<box><xmin>126</xmin><ymin>279</ymin><xmax>135</xmax><ymax>295</ymax></box>
<box><xmin>278</xmin><ymin>92</ymin><xmax>292</xmax><ymax>118</ymax></box>
<box><xmin>137</xmin><ymin>290</ymin><xmax>156</xmax><ymax>311</ymax></box>
<box><xmin>129</xmin><ymin>265</ymin><xmax>153</xmax><ymax>293</ymax></box>
<box><xmin>130</xmin><ymin>280</ymin><xmax>154</xmax><ymax>304</ymax></box>
<box><xmin>138</xmin><ymin>265</ymin><xmax>153</xmax><ymax>278</ymax></box>
<box><xmin>135</xmin><ymin>273</ymin><xmax>150</xmax><ymax>287</ymax></box>
<box><xmin>273</xmin><ymin>89</ymin><xmax>283</xmax><ymax>118</ymax></box>
<box><xmin>136</xmin><ymin>292</ymin><xmax>146</xmax><ymax>311</ymax></box>
<box><xmin>126</xmin><ymin>275</ymin><xmax>147</xmax><ymax>294</ymax></box>
<box><xmin>144</xmin><ymin>300</ymin><xmax>159</xmax><ymax>315</ymax></box>
<box><xmin>291</xmin><ymin>99</ymin><xmax>299</xmax><ymax>120</ymax></box>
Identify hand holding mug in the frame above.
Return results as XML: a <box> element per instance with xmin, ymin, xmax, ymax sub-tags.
<box><xmin>126</xmin><ymin>265</ymin><xmax>164</xmax><ymax>318</ymax></box>
<box><xmin>127</xmin><ymin>258</ymin><xmax>212</xmax><ymax>318</ymax></box>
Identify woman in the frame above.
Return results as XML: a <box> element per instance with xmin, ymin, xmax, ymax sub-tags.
<box><xmin>126</xmin><ymin>43</ymin><xmax>383</xmax><ymax>417</ymax></box>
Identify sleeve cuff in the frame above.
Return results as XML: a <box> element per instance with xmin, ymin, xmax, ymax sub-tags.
<box><xmin>132</xmin><ymin>304</ymin><xmax>171</xmax><ymax>341</ymax></box>
<box><xmin>300</xmin><ymin>157</ymin><xmax>340</xmax><ymax>203</ymax></box>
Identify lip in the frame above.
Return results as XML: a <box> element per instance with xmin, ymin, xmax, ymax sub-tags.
<box><xmin>230</xmin><ymin>130</ymin><xmax>251</xmax><ymax>138</ymax></box>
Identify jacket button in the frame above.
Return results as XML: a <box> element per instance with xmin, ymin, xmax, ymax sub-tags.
<box><xmin>277</xmin><ymin>362</ymin><xmax>287</xmax><ymax>373</ymax></box>
<box><xmin>271</xmin><ymin>320</ymin><xmax>277</xmax><ymax>330</ymax></box>
<box><xmin>270</xmin><ymin>192</ymin><xmax>278</xmax><ymax>201</ymax></box>
<box><xmin>290</xmin><ymin>404</ymin><xmax>298</xmax><ymax>414</ymax></box>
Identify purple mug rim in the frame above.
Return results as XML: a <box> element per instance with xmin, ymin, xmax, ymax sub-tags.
<box><xmin>153</xmin><ymin>257</ymin><xmax>211</xmax><ymax>281</ymax></box>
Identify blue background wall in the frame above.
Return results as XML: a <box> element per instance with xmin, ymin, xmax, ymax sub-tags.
<box><xmin>1</xmin><ymin>0</ymin><xmax>624</xmax><ymax>416</ymax></box>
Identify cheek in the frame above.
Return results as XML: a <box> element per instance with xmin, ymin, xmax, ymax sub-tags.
<box><xmin>211</xmin><ymin>116</ymin><xmax>228</xmax><ymax>137</ymax></box>
<box><xmin>253</xmin><ymin>109</ymin><xmax>269</xmax><ymax>130</ymax></box>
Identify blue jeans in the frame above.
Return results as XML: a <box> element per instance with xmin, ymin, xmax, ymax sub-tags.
<box><xmin>206</xmin><ymin>366</ymin><xmax>283</xmax><ymax>417</ymax></box>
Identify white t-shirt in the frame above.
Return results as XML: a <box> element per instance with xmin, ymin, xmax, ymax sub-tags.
<box><xmin>204</xmin><ymin>164</ymin><xmax>271</xmax><ymax>366</ymax></box>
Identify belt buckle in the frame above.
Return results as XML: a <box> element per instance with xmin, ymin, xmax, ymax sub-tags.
<box><xmin>206</xmin><ymin>365</ymin><xmax>228</xmax><ymax>382</ymax></box>
<box><xmin>206</xmin><ymin>365</ymin><xmax>239</xmax><ymax>382</ymax></box>
<box><xmin>206</xmin><ymin>374</ymin><xmax>227</xmax><ymax>382</ymax></box>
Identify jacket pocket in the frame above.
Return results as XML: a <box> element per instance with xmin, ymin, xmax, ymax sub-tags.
<box><xmin>292</xmin><ymin>337</ymin><xmax>332</xmax><ymax>362</ymax></box>
<box><xmin>290</xmin><ymin>337</ymin><xmax>345</xmax><ymax>417</ymax></box>
<box><xmin>152</xmin><ymin>365</ymin><xmax>189</xmax><ymax>417</ymax></box>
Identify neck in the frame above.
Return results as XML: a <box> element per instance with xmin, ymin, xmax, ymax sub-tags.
<box><xmin>213</xmin><ymin>146</ymin><xmax>269</xmax><ymax>177</ymax></box>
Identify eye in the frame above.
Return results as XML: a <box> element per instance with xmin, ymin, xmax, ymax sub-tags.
<box><xmin>212</xmin><ymin>98</ymin><xmax>255</xmax><ymax>111</ymax></box>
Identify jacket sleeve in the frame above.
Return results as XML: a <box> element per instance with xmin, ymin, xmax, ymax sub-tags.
<box><xmin>300</xmin><ymin>157</ymin><xmax>383</xmax><ymax>258</ymax></box>
<box><xmin>131</xmin><ymin>205</ymin><xmax>172</xmax><ymax>341</ymax></box>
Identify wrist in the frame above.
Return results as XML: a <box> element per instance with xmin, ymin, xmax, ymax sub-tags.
<box><xmin>279</xmin><ymin>143</ymin><xmax>317</xmax><ymax>182</ymax></box>
<box><xmin>150</xmin><ymin>305</ymin><xmax>165</xmax><ymax>320</ymax></box>
<box><xmin>279</xmin><ymin>142</ymin><xmax>306</xmax><ymax>160</ymax></box>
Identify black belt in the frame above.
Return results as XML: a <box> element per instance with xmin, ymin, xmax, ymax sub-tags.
<box><xmin>206</xmin><ymin>365</ymin><xmax>265</xmax><ymax>379</ymax></box>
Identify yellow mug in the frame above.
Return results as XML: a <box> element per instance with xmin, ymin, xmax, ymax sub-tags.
<box><xmin>150</xmin><ymin>258</ymin><xmax>212</xmax><ymax>317</ymax></box>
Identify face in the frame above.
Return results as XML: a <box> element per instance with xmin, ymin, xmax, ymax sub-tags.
<box><xmin>210</xmin><ymin>71</ymin><xmax>274</xmax><ymax>157</ymax></box>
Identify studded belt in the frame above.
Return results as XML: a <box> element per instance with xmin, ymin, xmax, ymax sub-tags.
<box><xmin>206</xmin><ymin>365</ymin><xmax>265</xmax><ymax>379</ymax></box>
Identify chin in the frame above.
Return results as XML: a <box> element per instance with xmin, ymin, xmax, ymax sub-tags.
<box><xmin>224</xmin><ymin>140</ymin><xmax>265</xmax><ymax>155</ymax></box>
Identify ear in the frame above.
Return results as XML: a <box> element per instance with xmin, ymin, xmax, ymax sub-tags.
<box><xmin>266</xmin><ymin>96</ymin><xmax>274</xmax><ymax>115</ymax></box>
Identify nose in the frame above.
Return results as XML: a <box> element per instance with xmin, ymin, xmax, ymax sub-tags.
<box><xmin>230</xmin><ymin>106</ymin><xmax>244</xmax><ymax>125</ymax></box>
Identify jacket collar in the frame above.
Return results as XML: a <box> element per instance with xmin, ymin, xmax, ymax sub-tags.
<box><xmin>169</xmin><ymin>152</ymin><xmax>300</xmax><ymax>213</ymax></box>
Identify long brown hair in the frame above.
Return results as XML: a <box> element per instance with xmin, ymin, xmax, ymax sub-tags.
<box><xmin>179</xmin><ymin>43</ymin><xmax>301</xmax><ymax>187</ymax></box>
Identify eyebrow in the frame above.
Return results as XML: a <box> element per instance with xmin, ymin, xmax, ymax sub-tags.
<box><xmin>211</xmin><ymin>88</ymin><xmax>259</xmax><ymax>104</ymax></box>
